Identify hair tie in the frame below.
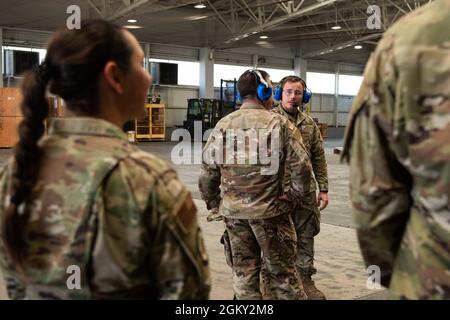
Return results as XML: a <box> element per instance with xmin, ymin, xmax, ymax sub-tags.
<box><xmin>37</xmin><ymin>62</ymin><xmax>52</xmax><ymax>80</ymax></box>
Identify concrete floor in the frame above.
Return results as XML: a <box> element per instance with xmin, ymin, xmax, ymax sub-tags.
<box><xmin>0</xmin><ymin>139</ymin><xmax>388</xmax><ymax>300</ymax></box>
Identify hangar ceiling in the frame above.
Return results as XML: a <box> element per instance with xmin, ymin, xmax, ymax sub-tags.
<box><xmin>0</xmin><ymin>0</ymin><xmax>433</xmax><ymax>65</ymax></box>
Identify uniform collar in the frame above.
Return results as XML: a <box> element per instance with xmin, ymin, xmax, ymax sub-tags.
<box><xmin>48</xmin><ymin>117</ymin><xmax>127</xmax><ymax>140</ymax></box>
<box><xmin>277</xmin><ymin>103</ymin><xmax>306</xmax><ymax>126</ymax></box>
<box><xmin>240</xmin><ymin>102</ymin><xmax>267</xmax><ymax>110</ymax></box>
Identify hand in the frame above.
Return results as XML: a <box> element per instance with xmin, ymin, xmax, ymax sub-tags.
<box><xmin>317</xmin><ymin>192</ymin><xmax>329</xmax><ymax>211</ymax></box>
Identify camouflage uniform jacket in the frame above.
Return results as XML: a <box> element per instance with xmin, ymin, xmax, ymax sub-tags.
<box><xmin>273</xmin><ymin>104</ymin><xmax>328</xmax><ymax>193</ymax></box>
<box><xmin>0</xmin><ymin>117</ymin><xmax>210</xmax><ymax>299</ymax></box>
<box><xmin>342</xmin><ymin>0</ymin><xmax>450</xmax><ymax>299</ymax></box>
<box><xmin>199</xmin><ymin>102</ymin><xmax>313</xmax><ymax>220</ymax></box>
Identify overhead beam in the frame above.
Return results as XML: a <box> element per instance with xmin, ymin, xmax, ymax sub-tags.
<box><xmin>102</xmin><ymin>0</ymin><xmax>108</xmax><ymax>17</ymax></box>
<box><xmin>223</xmin><ymin>0</ymin><xmax>340</xmax><ymax>45</ymax></box>
<box><xmin>129</xmin><ymin>0</ymin><xmax>202</xmax><ymax>16</ymax></box>
<box><xmin>386</xmin><ymin>0</ymin><xmax>407</xmax><ymax>14</ymax></box>
<box><xmin>303</xmin><ymin>33</ymin><xmax>382</xmax><ymax>58</ymax></box>
<box><xmin>108</xmin><ymin>0</ymin><xmax>157</xmax><ymax>21</ymax></box>
<box><xmin>231</xmin><ymin>0</ymin><xmax>259</xmax><ymax>24</ymax></box>
<box><xmin>306</xmin><ymin>15</ymin><xmax>329</xmax><ymax>47</ymax></box>
<box><xmin>362</xmin><ymin>40</ymin><xmax>379</xmax><ymax>45</ymax></box>
<box><xmin>239</xmin><ymin>0</ymin><xmax>260</xmax><ymax>24</ymax></box>
<box><xmin>206</xmin><ymin>0</ymin><xmax>234</xmax><ymax>32</ymax></box>
<box><xmin>294</xmin><ymin>0</ymin><xmax>305</xmax><ymax>12</ymax></box>
<box><xmin>257</xmin><ymin>0</ymin><xmax>265</xmax><ymax>24</ymax></box>
<box><xmin>404</xmin><ymin>0</ymin><xmax>414</xmax><ymax>12</ymax></box>
<box><xmin>270</xmin><ymin>16</ymin><xmax>369</xmax><ymax>32</ymax></box>
<box><xmin>266</xmin><ymin>3</ymin><xmax>281</xmax><ymax>22</ymax></box>
<box><xmin>272</xmin><ymin>27</ymin><xmax>372</xmax><ymax>41</ymax></box>
<box><xmin>88</xmin><ymin>0</ymin><xmax>105</xmax><ymax>17</ymax></box>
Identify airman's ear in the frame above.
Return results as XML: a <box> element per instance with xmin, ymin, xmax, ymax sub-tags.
<box><xmin>103</xmin><ymin>61</ymin><xmax>124</xmax><ymax>94</ymax></box>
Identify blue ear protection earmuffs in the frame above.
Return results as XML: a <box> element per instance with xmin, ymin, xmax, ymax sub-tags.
<box><xmin>253</xmin><ymin>70</ymin><xmax>273</xmax><ymax>101</ymax></box>
<box><xmin>236</xmin><ymin>91</ymin><xmax>242</xmax><ymax>102</ymax></box>
<box><xmin>274</xmin><ymin>76</ymin><xmax>312</xmax><ymax>104</ymax></box>
<box><xmin>236</xmin><ymin>69</ymin><xmax>273</xmax><ymax>102</ymax></box>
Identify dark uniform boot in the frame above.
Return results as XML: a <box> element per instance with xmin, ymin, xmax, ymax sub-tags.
<box><xmin>206</xmin><ymin>209</ymin><xmax>223</xmax><ymax>222</ymax></box>
<box><xmin>301</xmin><ymin>274</ymin><xmax>326</xmax><ymax>300</ymax></box>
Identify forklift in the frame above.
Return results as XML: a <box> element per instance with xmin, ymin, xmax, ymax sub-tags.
<box><xmin>183</xmin><ymin>98</ymin><xmax>221</xmax><ymax>138</ymax></box>
<box><xmin>220</xmin><ymin>78</ymin><xmax>238</xmax><ymax>116</ymax></box>
<box><xmin>183</xmin><ymin>79</ymin><xmax>239</xmax><ymax>139</ymax></box>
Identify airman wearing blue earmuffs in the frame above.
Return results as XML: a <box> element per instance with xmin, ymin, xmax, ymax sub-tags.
<box><xmin>274</xmin><ymin>76</ymin><xmax>312</xmax><ymax>106</ymax></box>
<box><xmin>201</xmin><ymin>69</ymin><xmax>315</xmax><ymax>300</ymax></box>
<box><xmin>266</xmin><ymin>75</ymin><xmax>329</xmax><ymax>300</ymax></box>
<box><xmin>235</xmin><ymin>69</ymin><xmax>274</xmax><ymax>103</ymax></box>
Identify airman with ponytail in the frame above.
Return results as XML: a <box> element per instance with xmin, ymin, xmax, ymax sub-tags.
<box><xmin>0</xmin><ymin>19</ymin><xmax>210</xmax><ymax>300</ymax></box>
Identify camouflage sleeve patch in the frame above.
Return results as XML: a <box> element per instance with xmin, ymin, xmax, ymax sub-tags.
<box><xmin>148</xmin><ymin>170</ymin><xmax>211</xmax><ymax>300</ymax></box>
<box><xmin>172</xmin><ymin>191</ymin><xmax>196</xmax><ymax>234</ymax></box>
<box><xmin>93</xmin><ymin>153</ymin><xmax>210</xmax><ymax>299</ymax></box>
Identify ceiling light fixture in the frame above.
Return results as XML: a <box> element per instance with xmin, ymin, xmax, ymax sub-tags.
<box><xmin>259</xmin><ymin>35</ymin><xmax>268</xmax><ymax>39</ymax></box>
<box><xmin>331</xmin><ymin>6</ymin><xmax>341</xmax><ymax>30</ymax></box>
<box><xmin>124</xmin><ymin>25</ymin><xmax>143</xmax><ymax>29</ymax></box>
<box><xmin>127</xmin><ymin>19</ymin><xmax>137</xmax><ymax>23</ymax></box>
<box><xmin>354</xmin><ymin>44</ymin><xmax>363</xmax><ymax>50</ymax></box>
<box><xmin>194</xmin><ymin>2</ymin><xmax>206</xmax><ymax>9</ymax></box>
<box><xmin>185</xmin><ymin>15</ymin><xmax>208</xmax><ymax>21</ymax></box>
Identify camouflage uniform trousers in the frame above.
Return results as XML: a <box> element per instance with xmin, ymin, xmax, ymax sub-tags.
<box><xmin>257</xmin><ymin>192</ymin><xmax>320</xmax><ymax>298</ymax></box>
<box><xmin>223</xmin><ymin>213</ymin><xmax>305</xmax><ymax>300</ymax></box>
<box><xmin>292</xmin><ymin>192</ymin><xmax>321</xmax><ymax>277</ymax></box>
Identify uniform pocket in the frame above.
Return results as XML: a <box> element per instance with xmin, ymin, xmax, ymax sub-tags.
<box><xmin>220</xmin><ymin>230</ymin><xmax>233</xmax><ymax>268</ymax></box>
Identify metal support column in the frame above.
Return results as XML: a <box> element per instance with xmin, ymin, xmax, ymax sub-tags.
<box><xmin>294</xmin><ymin>56</ymin><xmax>307</xmax><ymax>80</ymax></box>
<box><xmin>253</xmin><ymin>54</ymin><xmax>258</xmax><ymax>70</ymax></box>
<box><xmin>200</xmin><ymin>47</ymin><xmax>214</xmax><ymax>99</ymax></box>
<box><xmin>334</xmin><ymin>64</ymin><xmax>340</xmax><ymax>127</ymax></box>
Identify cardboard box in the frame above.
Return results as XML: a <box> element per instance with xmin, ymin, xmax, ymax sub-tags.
<box><xmin>48</xmin><ymin>96</ymin><xmax>64</xmax><ymax>118</ymax></box>
<box><xmin>14</xmin><ymin>117</ymin><xmax>23</xmax><ymax>146</ymax></box>
<box><xmin>0</xmin><ymin>88</ymin><xmax>22</xmax><ymax>117</ymax></box>
<box><xmin>0</xmin><ymin>116</ymin><xmax>17</xmax><ymax>148</ymax></box>
<box><xmin>319</xmin><ymin>123</ymin><xmax>328</xmax><ymax>139</ymax></box>
<box><xmin>0</xmin><ymin>116</ymin><xmax>23</xmax><ymax>148</ymax></box>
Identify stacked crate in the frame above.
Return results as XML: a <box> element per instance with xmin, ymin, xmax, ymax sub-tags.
<box><xmin>47</xmin><ymin>95</ymin><xmax>64</xmax><ymax>118</ymax></box>
<box><xmin>0</xmin><ymin>88</ymin><xmax>23</xmax><ymax>148</ymax></box>
<box><xmin>0</xmin><ymin>88</ymin><xmax>64</xmax><ymax>148</ymax></box>
<box><xmin>319</xmin><ymin>123</ymin><xmax>328</xmax><ymax>139</ymax></box>
<box><xmin>135</xmin><ymin>103</ymin><xmax>166</xmax><ymax>142</ymax></box>
<box><xmin>150</xmin><ymin>104</ymin><xmax>165</xmax><ymax>140</ymax></box>
<box><xmin>313</xmin><ymin>117</ymin><xmax>328</xmax><ymax>139</ymax></box>
<box><xmin>135</xmin><ymin>106</ymin><xmax>151</xmax><ymax>140</ymax></box>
